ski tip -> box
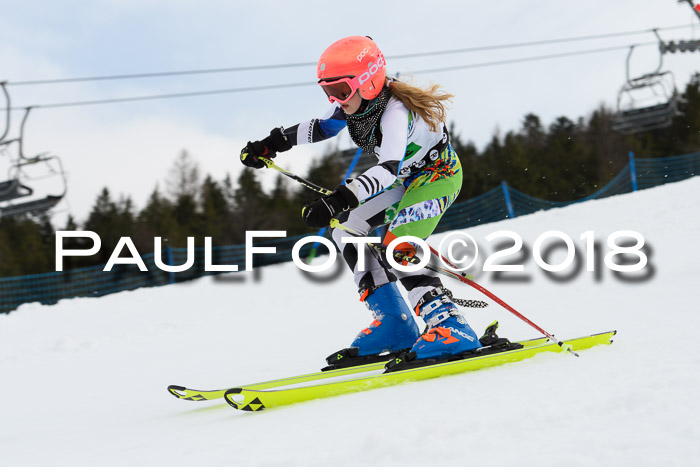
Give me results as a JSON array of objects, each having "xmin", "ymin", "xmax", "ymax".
[
  {"xmin": 167, "ymin": 385, "xmax": 188, "ymax": 399},
  {"xmin": 224, "ymin": 388, "xmax": 266, "ymax": 412},
  {"xmin": 224, "ymin": 388, "xmax": 243, "ymax": 410}
]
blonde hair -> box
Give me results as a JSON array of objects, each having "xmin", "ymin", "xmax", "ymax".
[{"xmin": 387, "ymin": 79, "xmax": 454, "ymax": 132}]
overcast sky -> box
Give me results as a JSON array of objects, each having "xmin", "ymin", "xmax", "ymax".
[{"xmin": 1, "ymin": 0, "xmax": 699, "ymax": 225}]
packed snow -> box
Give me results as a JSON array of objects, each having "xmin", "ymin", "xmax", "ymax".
[{"xmin": 2, "ymin": 177, "xmax": 700, "ymax": 467}]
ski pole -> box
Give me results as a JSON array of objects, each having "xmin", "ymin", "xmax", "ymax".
[
  {"xmin": 425, "ymin": 244, "xmax": 578, "ymax": 356},
  {"xmin": 258, "ymin": 159, "xmax": 578, "ymax": 356},
  {"xmin": 330, "ymin": 222, "xmax": 579, "ymax": 357},
  {"xmin": 258, "ymin": 157, "xmax": 332, "ymax": 196},
  {"xmin": 257, "ymin": 156, "xmax": 342, "ymax": 263}
]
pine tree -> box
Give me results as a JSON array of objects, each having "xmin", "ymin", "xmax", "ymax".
[
  {"xmin": 584, "ymin": 105, "xmax": 637, "ymax": 184},
  {"xmin": 166, "ymin": 150, "xmax": 201, "ymax": 200},
  {"xmin": 294, "ymin": 152, "xmax": 344, "ymax": 208},
  {"xmin": 164, "ymin": 150, "xmax": 202, "ymax": 245},
  {"xmin": 230, "ymin": 169, "xmax": 273, "ymax": 242},
  {"xmin": 0, "ymin": 216, "xmax": 53, "ymax": 276},
  {"xmin": 84, "ymin": 187, "xmax": 121, "ymax": 263},
  {"xmin": 199, "ymin": 175, "xmax": 230, "ymax": 244},
  {"xmin": 134, "ymin": 187, "xmax": 175, "ymax": 252}
]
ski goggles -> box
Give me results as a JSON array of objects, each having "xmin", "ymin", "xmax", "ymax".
[{"xmin": 318, "ymin": 76, "xmax": 360, "ymax": 104}]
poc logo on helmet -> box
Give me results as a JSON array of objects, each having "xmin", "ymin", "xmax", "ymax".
[
  {"xmin": 357, "ymin": 53, "xmax": 386, "ymax": 86},
  {"xmin": 357, "ymin": 47, "xmax": 370, "ymax": 62}
]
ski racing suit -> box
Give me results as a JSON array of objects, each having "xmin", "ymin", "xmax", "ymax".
[{"xmin": 282, "ymin": 92, "xmax": 462, "ymax": 310}]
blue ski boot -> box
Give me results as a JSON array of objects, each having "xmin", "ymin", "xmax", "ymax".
[
  {"xmin": 352, "ymin": 282, "xmax": 421, "ymax": 356},
  {"xmin": 410, "ymin": 288, "xmax": 482, "ymax": 360},
  {"xmin": 324, "ymin": 282, "xmax": 421, "ymax": 370}
]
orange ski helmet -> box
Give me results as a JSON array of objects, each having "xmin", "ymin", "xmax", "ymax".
[{"xmin": 317, "ymin": 36, "xmax": 386, "ymax": 102}]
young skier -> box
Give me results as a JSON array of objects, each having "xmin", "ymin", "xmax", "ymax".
[{"xmin": 240, "ymin": 36, "xmax": 482, "ymax": 364}]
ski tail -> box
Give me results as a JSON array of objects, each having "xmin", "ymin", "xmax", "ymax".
[{"xmin": 167, "ymin": 385, "xmax": 229, "ymax": 401}]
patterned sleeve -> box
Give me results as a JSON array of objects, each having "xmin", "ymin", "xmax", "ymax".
[
  {"xmin": 345, "ymin": 100, "xmax": 408, "ymax": 202},
  {"xmin": 283, "ymin": 104, "xmax": 347, "ymax": 145}
]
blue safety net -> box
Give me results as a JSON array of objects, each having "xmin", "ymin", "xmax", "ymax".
[{"xmin": 1, "ymin": 150, "xmax": 698, "ymax": 313}]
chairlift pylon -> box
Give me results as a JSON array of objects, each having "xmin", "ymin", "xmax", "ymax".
[
  {"xmin": 678, "ymin": 0, "xmax": 700, "ymax": 23},
  {"xmin": 612, "ymin": 30, "xmax": 684, "ymax": 134}
]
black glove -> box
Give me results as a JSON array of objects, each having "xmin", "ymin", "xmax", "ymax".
[
  {"xmin": 302, "ymin": 185, "xmax": 359, "ymax": 228},
  {"xmin": 240, "ymin": 127, "xmax": 293, "ymax": 169}
]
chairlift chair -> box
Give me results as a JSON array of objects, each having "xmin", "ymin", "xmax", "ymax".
[
  {"xmin": 0, "ymin": 152, "xmax": 68, "ymax": 219},
  {"xmin": 0, "ymin": 193, "xmax": 63, "ymax": 218},
  {"xmin": 0, "ymin": 102, "xmax": 69, "ymax": 218},
  {"xmin": 612, "ymin": 36, "xmax": 684, "ymax": 135},
  {"xmin": 612, "ymin": 71, "xmax": 684, "ymax": 134},
  {"xmin": 0, "ymin": 178, "xmax": 33, "ymax": 202}
]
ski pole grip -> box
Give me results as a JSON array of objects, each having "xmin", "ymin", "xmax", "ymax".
[{"xmin": 258, "ymin": 157, "xmax": 275, "ymax": 169}]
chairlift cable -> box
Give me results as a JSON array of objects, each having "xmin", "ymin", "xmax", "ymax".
[
  {"xmin": 4, "ymin": 24, "xmax": 694, "ymax": 87},
  {"xmin": 404, "ymin": 42, "xmax": 657, "ymax": 74},
  {"xmin": 1, "ymin": 42, "xmax": 659, "ymax": 111}
]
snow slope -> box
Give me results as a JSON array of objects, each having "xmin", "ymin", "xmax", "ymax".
[{"xmin": 2, "ymin": 177, "xmax": 700, "ymax": 467}]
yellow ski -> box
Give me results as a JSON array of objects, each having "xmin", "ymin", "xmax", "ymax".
[{"xmin": 223, "ymin": 331, "xmax": 616, "ymax": 412}]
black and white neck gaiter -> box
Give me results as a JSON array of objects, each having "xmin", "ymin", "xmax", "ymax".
[{"xmin": 345, "ymin": 86, "xmax": 391, "ymax": 156}]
